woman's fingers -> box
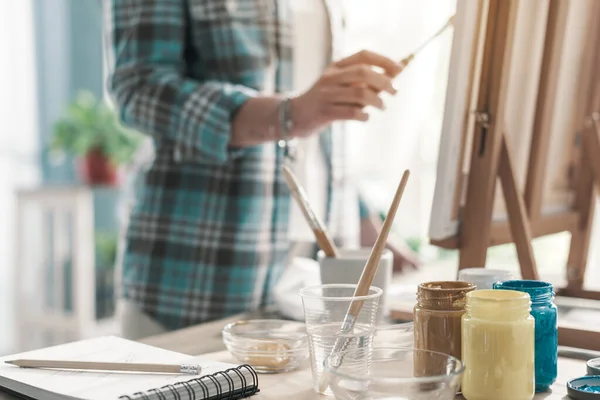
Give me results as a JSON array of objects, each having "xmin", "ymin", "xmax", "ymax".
[
  {"xmin": 324, "ymin": 104, "xmax": 370, "ymax": 122},
  {"xmin": 334, "ymin": 50, "xmax": 404, "ymax": 77},
  {"xmin": 294, "ymin": 49, "xmax": 404, "ymax": 129},
  {"xmin": 323, "ymin": 64, "xmax": 396, "ymax": 94},
  {"xmin": 325, "ymin": 86, "xmax": 385, "ymax": 110}
]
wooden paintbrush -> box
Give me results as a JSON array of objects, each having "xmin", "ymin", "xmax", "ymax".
[
  {"xmin": 399, "ymin": 15, "xmax": 455, "ymax": 68},
  {"xmin": 344, "ymin": 169, "xmax": 410, "ymax": 317},
  {"xmin": 282, "ymin": 164, "xmax": 340, "ymax": 258},
  {"xmin": 318, "ymin": 169, "xmax": 411, "ymax": 392}
]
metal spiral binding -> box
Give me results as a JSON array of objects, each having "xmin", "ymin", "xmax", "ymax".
[
  {"xmin": 117, "ymin": 364, "xmax": 258, "ymax": 399},
  {"xmin": 240, "ymin": 365, "xmax": 259, "ymax": 396},
  {"xmin": 216, "ymin": 370, "xmax": 235, "ymax": 400},
  {"xmin": 132, "ymin": 391, "xmax": 149, "ymax": 400},
  {"xmin": 149, "ymin": 388, "xmax": 166, "ymax": 400},
  {"xmin": 175, "ymin": 381, "xmax": 194, "ymax": 399},
  {"xmin": 230, "ymin": 367, "xmax": 248, "ymax": 397},
  {"xmin": 161, "ymin": 383, "xmax": 180, "ymax": 400},
  {"xmin": 208, "ymin": 375, "xmax": 222, "ymax": 398},
  {"xmin": 191, "ymin": 375, "xmax": 209, "ymax": 398}
]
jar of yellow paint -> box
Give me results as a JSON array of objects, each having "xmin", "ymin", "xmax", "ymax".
[{"xmin": 461, "ymin": 289, "xmax": 535, "ymax": 400}]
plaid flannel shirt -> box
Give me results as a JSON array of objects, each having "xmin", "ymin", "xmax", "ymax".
[{"xmin": 104, "ymin": 0, "xmax": 370, "ymax": 330}]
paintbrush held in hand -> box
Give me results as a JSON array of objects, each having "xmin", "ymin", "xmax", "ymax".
[
  {"xmin": 282, "ymin": 164, "xmax": 340, "ymax": 258},
  {"xmin": 399, "ymin": 14, "xmax": 455, "ymax": 68}
]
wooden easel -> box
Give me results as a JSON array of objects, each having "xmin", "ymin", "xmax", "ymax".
[
  {"xmin": 392, "ymin": 0, "xmax": 600, "ymax": 350},
  {"xmin": 584, "ymin": 115, "xmax": 600, "ymax": 189},
  {"xmin": 428, "ymin": 0, "xmax": 600, "ymax": 295}
]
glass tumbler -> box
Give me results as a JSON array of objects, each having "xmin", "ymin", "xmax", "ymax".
[{"xmin": 299, "ymin": 284, "xmax": 383, "ymax": 396}]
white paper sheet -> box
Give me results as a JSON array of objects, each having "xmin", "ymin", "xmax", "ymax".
[{"xmin": 0, "ymin": 336, "xmax": 252, "ymax": 400}]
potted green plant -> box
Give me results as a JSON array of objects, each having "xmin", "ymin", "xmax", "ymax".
[{"xmin": 50, "ymin": 90, "xmax": 143, "ymax": 186}]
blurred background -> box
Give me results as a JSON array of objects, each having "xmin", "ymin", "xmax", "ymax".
[{"xmin": 1, "ymin": 0, "xmax": 598, "ymax": 355}]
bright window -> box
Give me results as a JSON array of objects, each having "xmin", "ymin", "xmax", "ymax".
[{"xmin": 0, "ymin": 0, "xmax": 41, "ymax": 353}]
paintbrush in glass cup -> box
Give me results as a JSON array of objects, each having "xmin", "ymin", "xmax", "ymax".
[{"xmin": 317, "ymin": 169, "xmax": 410, "ymax": 393}]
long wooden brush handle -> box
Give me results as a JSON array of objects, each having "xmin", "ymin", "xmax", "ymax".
[
  {"xmin": 5, "ymin": 359, "xmax": 201, "ymax": 375},
  {"xmin": 317, "ymin": 170, "xmax": 410, "ymax": 393},
  {"xmin": 282, "ymin": 165, "xmax": 340, "ymax": 258},
  {"xmin": 348, "ymin": 169, "xmax": 410, "ymax": 317},
  {"xmin": 400, "ymin": 15, "xmax": 455, "ymax": 67}
]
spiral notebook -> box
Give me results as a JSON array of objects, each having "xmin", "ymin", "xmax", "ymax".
[{"xmin": 0, "ymin": 336, "xmax": 259, "ymax": 400}]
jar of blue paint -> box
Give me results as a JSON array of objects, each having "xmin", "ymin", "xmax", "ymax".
[{"xmin": 492, "ymin": 280, "xmax": 558, "ymax": 392}]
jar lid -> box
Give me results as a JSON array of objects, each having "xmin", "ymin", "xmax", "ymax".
[
  {"xmin": 458, "ymin": 268, "xmax": 512, "ymax": 280},
  {"xmin": 588, "ymin": 358, "xmax": 600, "ymax": 376},
  {"xmin": 567, "ymin": 376, "xmax": 600, "ymax": 399}
]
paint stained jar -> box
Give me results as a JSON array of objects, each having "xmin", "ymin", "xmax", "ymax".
[
  {"xmin": 413, "ymin": 281, "xmax": 475, "ymax": 375},
  {"xmin": 461, "ymin": 289, "xmax": 535, "ymax": 400},
  {"xmin": 493, "ymin": 280, "xmax": 558, "ymax": 392}
]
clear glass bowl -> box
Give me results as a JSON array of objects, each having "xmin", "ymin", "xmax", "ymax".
[
  {"xmin": 324, "ymin": 347, "xmax": 464, "ymax": 399},
  {"xmin": 222, "ymin": 319, "xmax": 309, "ymax": 373},
  {"xmin": 373, "ymin": 321, "xmax": 414, "ymax": 347}
]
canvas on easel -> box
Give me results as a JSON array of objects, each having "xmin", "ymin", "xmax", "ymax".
[
  {"xmin": 431, "ymin": 0, "xmax": 595, "ymax": 240},
  {"xmin": 423, "ymin": 0, "xmax": 600, "ymax": 349},
  {"xmin": 429, "ymin": 0, "xmax": 486, "ymax": 242},
  {"xmin": 430, "ymin": 0, "xmax": 600, "ymax": 282}
]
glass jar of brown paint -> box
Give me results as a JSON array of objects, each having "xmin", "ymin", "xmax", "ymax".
[{"xmin": 413, "ymin": 281, "xmax": 475, "ymax": 376}]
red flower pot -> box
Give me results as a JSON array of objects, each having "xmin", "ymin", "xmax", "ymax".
[{"xmin": 77, "ymin": 147, "xmax": 120, "ymax": 186}]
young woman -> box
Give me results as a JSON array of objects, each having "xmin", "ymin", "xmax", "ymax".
[{"xmin": 105, "ymin": 0, "xmax": 419, "ymax": 339}]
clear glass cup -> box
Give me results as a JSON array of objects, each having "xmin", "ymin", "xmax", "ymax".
[
  {"xmin": 299, "ymin": 284, "xmax": 383, "ymax": 396},
  {"xmin": 324, "ymin": 347, "xmax": 464, "ymax": 399}
]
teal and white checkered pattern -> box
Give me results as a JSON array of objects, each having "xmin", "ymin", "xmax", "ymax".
[{"xmin": 104, "ymin": 0, "xmax": 369, "ymax": 330}]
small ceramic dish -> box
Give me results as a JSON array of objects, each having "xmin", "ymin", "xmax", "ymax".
[
  {"xmin": 222, "ymin": 319, "xmax": 308, "ymax": 374},
  {"xmin": 567, "ymin": 376, "xmax": 600, "ymax": 399},
  {"xmin": 588, "ymin": 358, "xmax": 600, "ymax": 376}
]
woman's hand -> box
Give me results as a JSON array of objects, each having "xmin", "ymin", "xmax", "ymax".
[
  {"xmin": 229, "ymin": 50, "xmax": 403, "ymax": 147},
  {"xmin": 290, "ymin": 50, "xmax": 405, "ymax": 138}
]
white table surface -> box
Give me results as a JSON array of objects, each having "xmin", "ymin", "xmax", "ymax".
[{"xmin": 200, "ymin": 350, "xmax": 585, "ymax": 399}]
